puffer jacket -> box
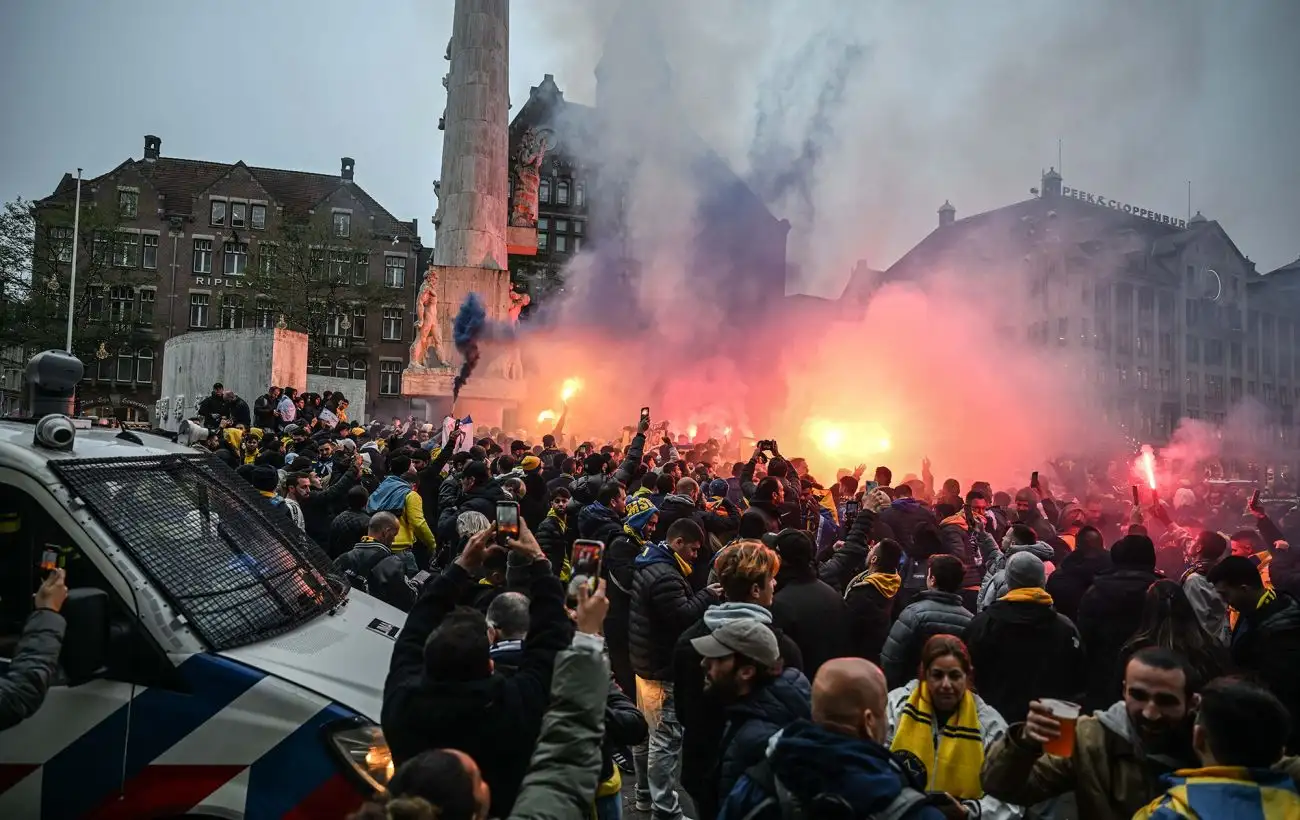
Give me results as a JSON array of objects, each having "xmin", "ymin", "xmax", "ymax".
[
  {"xmin": 328, "ymin": 509, "xmax": 372, "ymax": 559},
  {"xmin": 535, "ymin": 509, "xmax": 572, "ymax": 577},
  {"xmin": 938, "ymin": 511, "xmax": 995, "ymax": 590},
  {"xmin": 458, "ymin": 481, "xmax": 508, "ymax": 522},
  {"xmin": 1045, "ymin": 545, "xmax": 1112, "ymax": 623},
  {"xmin": 577, "ymin": 502, "xmax": 624, "ymax": 547},
  {"xmin": 628, "ymin": 541, "xmax": 715, "ymax": 681},
  {"xmin": 716, "ymin": 667, "xmax": 812, "ymax": 805},
  {"xmin": 333, "ymin": 538, "xmax": 416, "ymax": 611},
  {"xmin": 880, "ymin": 589, "xmax": 973, "ymax": 689}
]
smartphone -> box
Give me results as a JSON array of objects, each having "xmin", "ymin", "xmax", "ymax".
[
  {"xmin": 1251, "ymin": 489, "xmax": 1262, "ymax": 509},
  {"xmin": 410, "ymin": 569, "xmax": 432, "ymax": 587},
  {"xmin": 1131, "ymin": 485, "xmax": 1140, "ymax": 505},
  {"xmin": 496, "ymin": 501, "xmax": 520, "ymax": 546},
  {"xmin": 1031, "ymin": 471, "xmax": 1040, "ymax": 490},
  {"xmin": 640, "ymin": 406, "xmax": 651, "ymax": 424},
  {"xmin": 844, "ymin": 500, "xmax": 860, "ymax": 518},
  {"xmin": 865, "ymin": 480, "xmax": 879, "ymax": 493},
  {"xmin": 40, "ymin": 548, "xmax": 59, "ymax": 574},
  {"xmin": 572, "ymin": 539, "xmax": 604, "ymax": 591}
]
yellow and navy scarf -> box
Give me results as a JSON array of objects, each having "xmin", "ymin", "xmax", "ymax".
[
  {"xmin": 845, "ymin": 570, "xmax": 901, "ymax": 600},
  {"xmin": 891, "ymin": 682, "xmax": 985, "ymax": 799},
  {"xmin": 1133, "ymin": 765, "xmax": 1300, "ymax": 820}
]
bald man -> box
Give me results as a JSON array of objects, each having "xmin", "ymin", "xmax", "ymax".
[
  {"xmin": 716, "ymin": 658, "xmax": 945, "ymax": 819},
  {"xmin": 334, "ymin": 511, "xmax": 418, "ymax": 611}
]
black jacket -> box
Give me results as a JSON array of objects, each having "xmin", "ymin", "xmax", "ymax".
[
  {"xmin": 628, "ymin": 543, "xmax": 715, "ymax": 680},
  {"xmin": 458, "ymin": 482, "xmax": 508, "ymax": 522},
  {"xmin": 771, "ymin": 571, "xmax": 851, "ymax": 681},
  {"xmin": 328, "ymin": 509, "xmax": 372, "ymax": 559},
  {"xmin": 519, "ymin": 471, "xmax": 550, "ymax": 532},
  {"xmin": 381, "ymin": 560, "xmax": 570, "ymax": 818},
  {"xmin": 227, "ymin": 396, "xmax": 252, "ymax": 428},
  {"xmin": 535, "ymin": 511, "xmax": 572, "ymax": 576},
  {"xmin": 1076, "ymin": 567, "xmax": 1160, "ymax": 711},
  {"xmin": 675, "ymin": 611, "xmax": 804, "ymax": 820},
  {"xmin": 877, "ymin": 498, "xmax": 938, "ymax": 566},
  {"xmin": 653, "ymin": 494, "xmax": 733, "ymax": 544},
  {"xmin": 300, "ymin": 468, "xmax": 358, "ymax": 548},
  {"xmin": 817, "ymin": 509, "xmax": 876, "ymax": 593},
  {"xmin": 577, "ymin": 501, "xmax": 624, "ymax": 547},
  {"xmin": 1229, "ymin": 593, "xmax": 1300, "ymax": 751},
  {"xmin": 197, "ymin": 393, "xmax": 226, "ymax": 427},
  {"xmin": 603, "ymin": 676, "xmax": 648, "ymax": 783},
  {"xmin": 964, "ymin": 595, "xmax": 1085, "ymax": 724},
  {"xmin": 333, "ymin": 539, "xmax": 416, "ymax": 611},
  {"xmin": 1045, "ymin": 547, "xmax": 1113, "ymax": 623},
  {"xmin": 253, "ymin": 393, "xmax": 278, "ymax": 428},
  {"xmin": 880, "ymin": 590, "xmax": 973, "ymax": 690},
  {"xmin": 716, "ymin": 668, "xmax": 812, "ymax": 806},
  {"xmin": 843, "ymin": 571, "xmax": 899, "ymax": 664}
]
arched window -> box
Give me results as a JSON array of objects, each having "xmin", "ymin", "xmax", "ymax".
[
  {"xmin": 539, "ymin": 179, "xmax": 551, "ymax": 203},
  {"xmin": 135, "ymin": 347, "xmax": 154, "ymax": 384},
  {"xmin": 556, "ymin": 180, "xmax": 570, "ymax": 206},
  {"xmin": 575, "ymin": 183, "xmax": 585, "ymax": 208},
  {"xmin": 335, "ymin": 358, "xmax": 349, "ymax": 378},
  {"xmin": 352, "ymin": 359, "xmax": 368, "ymax": 382},
  {"xmin": 116, "ymin": 349, "xmax": 133, "ymax": 382},
  {"xmin": 318, "ymin": 359, "xmax": 332, "ymax": 376}
]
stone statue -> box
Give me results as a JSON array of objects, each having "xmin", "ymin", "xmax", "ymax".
[
  {"xmin": 508, "ymin": 284, "xmax": 531, "ymax": 325},
  {"xmin": 432, "ymin": 180, "xmax": 443, "ymax": 229},
  {"xmin": 408, "ymin": 265, "xmax": 446, "ymax": 370},
  {"xmin": 509, "ymin": 127, "xmax": 547, "ymax": 228}
]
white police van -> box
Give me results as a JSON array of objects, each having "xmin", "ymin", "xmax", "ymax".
[{"xmin": 0, "ymin": 405, "xmax": 405, "ymax": 819}]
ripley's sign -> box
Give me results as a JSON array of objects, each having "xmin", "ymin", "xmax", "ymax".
[{"xmin": 1061, "ymin": 186, "xmax": 1187, "ymax": 229}]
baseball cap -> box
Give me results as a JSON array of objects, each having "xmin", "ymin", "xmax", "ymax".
[{"xmin": 690, "ymin": 620, "xmax": 779, "ymax": 668}]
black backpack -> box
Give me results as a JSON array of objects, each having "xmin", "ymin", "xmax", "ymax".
[{"xmin": 736, "ymin": 756, "xmax": 933, "ymax": 820}]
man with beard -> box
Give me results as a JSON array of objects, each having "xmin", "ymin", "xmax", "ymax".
[
  {"xmin": 691, "ymin": 619, "xmax": 811, "ymax": 809},
  {"xmin": 981, "ymin": 647, "xmax": 1202, "ymax": 820}
]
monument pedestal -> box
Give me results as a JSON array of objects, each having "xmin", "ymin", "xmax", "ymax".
[{"xmin": 402, "ymin": 367, "xmax": 523, "ymax": 428}]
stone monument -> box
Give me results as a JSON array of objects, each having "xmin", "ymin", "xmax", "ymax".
[{"xmin": 403, "ymin": 0, "xmax": 535, "ymax": 426}]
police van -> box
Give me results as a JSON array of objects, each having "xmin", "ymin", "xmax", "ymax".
[{"xmin": 0, "ymin": 401, "xmax": 405, "ymax": 818}]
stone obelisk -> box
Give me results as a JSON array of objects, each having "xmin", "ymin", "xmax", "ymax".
[{"xmin": 403, "ymin": 0, "xmax": 529, "ymax": 426}]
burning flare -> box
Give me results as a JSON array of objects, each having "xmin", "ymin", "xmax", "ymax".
[
  {"xmin": 560, "ymin": 377, "xmax": 583, "ymax": 403},
  {"xmin": 537, "ymin": 409, "xmax": 557, "ymax": 425},
  {"xmin": 1138, "ymin": 444, "xmax": 1157, "ymax": 490}
]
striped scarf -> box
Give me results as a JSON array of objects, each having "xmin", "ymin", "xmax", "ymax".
[{"xmin": 890, "ymin": 682, "xmax": 985, "ymax": 799}]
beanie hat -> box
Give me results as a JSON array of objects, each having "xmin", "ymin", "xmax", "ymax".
[
  {"xmin": 624, "ymin": 496, "xmax": 658, "ymax": 533},
  {"xmin": 708, "ymin": 478, "xmax": 729, "ymax": 498},
  {"xmin": 520, "ymin": 455, "xmax": 542, "ymax": 472},
  {"xmin": 1005, "ymin": 551, "xmax": 1046, "ymax": 590},
  {"xmin": 1111, "ymin": 534, "xmax": 1157, "ymax": 570},
  {"xmin": 351, "ymin": 427, "xmax": 366, "ymax": 437},
  {"xmin": 251, "ymin": 465, "xmax": 279, "ymax": 493}
]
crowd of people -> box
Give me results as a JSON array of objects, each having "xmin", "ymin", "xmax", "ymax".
[{"xmin": 56, "ymin": 384, "xmax": 1300, "ymax": 818}]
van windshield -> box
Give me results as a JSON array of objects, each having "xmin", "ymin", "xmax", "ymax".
[{"xmin": 51, "ymin": 454, "xmax": 345, "ymax": 651}]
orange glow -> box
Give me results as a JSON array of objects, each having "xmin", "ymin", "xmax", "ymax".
[
  {"xmin": 687, "ymin": 423, "xmax": 698, "ymax": 439},
  {"xmin": 560, "ymin": 377, "xmax": 583, "ymax": 403},
  {"xmin": 537, "ymin": 409, "xmax": 557, "ymax": 424},
  {"xmin": 802, "ymin": 418, "xmax": 892, "ymax": 473},
  {"xmin": 1138, "ymin": 445, "xmax": 1157, "ymax": 490}
]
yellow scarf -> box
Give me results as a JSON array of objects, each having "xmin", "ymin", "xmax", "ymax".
[
  {"xmin": 1000, "ymin": 587, "xmax": 1054, "ymax": 605},
  {"xmin": 890, "ymin": 682, "xmax": 985, "ymax": 799},
  {"xmin": 546, "ymin": 509, "xmax": 573, "ymax": 582},
  {"xmin": 847, "ymin": 570, "xmax": 901, "ymax": 599}
]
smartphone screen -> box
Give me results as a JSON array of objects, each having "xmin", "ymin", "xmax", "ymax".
[
  {"xmin": 1131, "ymin": 485, "xmax": 1140, "ymax": 505},
  {"xmin": 844, "ymin": 500, "xmax": 860, "ymax": 518},
  {"xmin": 496, "ymin": 501, "xmax": 520, "ymax": 546},
  {"xmin": 640, "ymin": 406, "xmax": 650, "ymax": 424},
  {"xmin": 40, "ymin": 548, "xmax": 59, "ymax": 573},
  {"xmin": 1031, "ymin": 470, "xmax": 1040, "ymax": 489},
  {"xmin": 572, "ymin": 539, "xmax": 604, "ymax": 589},
  {"xmin": 1251, "ymin": 489, "xmax": 1261, "ymax": 507}
]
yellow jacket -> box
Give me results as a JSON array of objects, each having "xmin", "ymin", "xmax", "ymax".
[{"xmin": 394, "ymin": 489, "xmax": 436, "ymax": 551}]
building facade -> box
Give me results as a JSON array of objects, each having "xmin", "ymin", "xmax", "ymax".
[
  {"xmin": 886, "ymin": 169, "xmax": 1300, "ymax": 473},
  {"xmin": 36, "ymin": 136, "xmax": 423, "ymax": 422}
]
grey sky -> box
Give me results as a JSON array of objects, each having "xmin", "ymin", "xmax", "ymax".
[{"xmin": 4, "ymin": 0, "xmax": 1298, "ymax": 297}]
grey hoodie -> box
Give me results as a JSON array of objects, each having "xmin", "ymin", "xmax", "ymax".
[
  {"xmin": 978, "ymin": 540, "xmax": 1058, "ymax": 611},
  {"xmin": 703, "ymin": 601, "xmax": 772, "ymax": 630}
]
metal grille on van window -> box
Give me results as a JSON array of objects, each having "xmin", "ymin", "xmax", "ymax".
[{"xmin": 50, "ymin": 454, "xmax": 347, "ymax": 651}]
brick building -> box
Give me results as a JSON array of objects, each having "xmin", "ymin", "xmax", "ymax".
[{"xmin": 36, "ymin": 136, "xmax": 422, "ymax": 421}]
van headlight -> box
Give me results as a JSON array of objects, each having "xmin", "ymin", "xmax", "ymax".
[{"xmin": 325, "ymin": 719, "xmax": 394, "ymax": 792}]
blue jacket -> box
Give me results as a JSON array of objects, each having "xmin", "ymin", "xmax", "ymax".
[
  {"xmin": 719, "ymin": 719, "xmax": 945, "ymax": 820},
  {"xmin": 1135, "ymin": 766, "xmax": 1300, "ymax": 819},
  {"xmin": 367, "ymin": 475, "xmax": 412, "ymax": 514}
]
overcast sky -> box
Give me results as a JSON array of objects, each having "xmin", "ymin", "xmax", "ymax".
[{"xmin": 3, "ymin": 0, "xmax": 1298, "ymax": 296}]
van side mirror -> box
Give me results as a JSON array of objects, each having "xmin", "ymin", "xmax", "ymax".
[{"xmin": 59, "ymin": 588, "xmax": 109, "ymax": 684}]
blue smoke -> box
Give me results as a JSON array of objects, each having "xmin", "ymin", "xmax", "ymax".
[{"xmin": 452, "ymin": 292, "xmax": 487, "ymax": 400}]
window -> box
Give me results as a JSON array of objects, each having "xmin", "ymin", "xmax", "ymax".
[
  {"xmin": 1185, "ymin": 300, "xmax": 1198, "ymax": 326},
  {"xmin": 1205, "ymin": 339, "xmax": 1224, "ymax": 366},
  {"xmin": 1187, "ymin": 371, "xmax": 1199, "ymax": 398},
  {"xmin": 256, "ymin": 298, "xmax": 275, "ymax": 329},
  {"xmin": 142, "ymin": 234, "xmax": 158, "ymax": 269},
  {"xmin": 91, "ymin": 231, "xmax": 110, "ymax": 264},
  {"xmin": 230, "ymin": 202, "xmax": 246, "ymax": 229},
  {"xmin": 333, "ymin": 212, "xmax": 351, "ymax": 238},
  {"xmin": 219, "ymin": 295, "xmax": 243, "ymax": 329},
  {"xmin": 193, "ymin": 239, "xmax": 213, "ymax": 273},
  {"xmin": 251, "ymin": 204, "xmax": 267, "ymax": 230},
  {"xmin": 539, "ymin": 179, "xmax": 551, "ymax": 203},
  {"xmin": 189, "ymin": 293, "xmax": 210, "ymax": 328},
  {"xmin": 259, "ymin": 244, "xmax": 277, "ymax": 276},
  {"xmin": 380, "ymin": 360, "xmax": 401, "ymax": 395},
  {"xmin": 135, "ymin": 347, "xmax": 154, "ymax": 383},
  {"xmin": 556, "ymin": 219, "xmax": 569, "ymax": 233},
  {"xmin": 1248, "ymin": 347, "xmax": 1258, "ymax": 372},
  {"xmin": 352, "ymin": 359, "xmax": 368, "ymax": 382},
  {"xmin": 138, "ymin": 288, "xmax": 155, "ymax": 325},
  {"xmin": 114, "ymin": 232, "xmax": 138, "ymax": 267},
  {"xmin": 1159, "ymin": 332, "xmax": 1173, "ymax": 362},
  {"xmin": 1231, "ymin": 377, "xmax": 1242, "ymax": 402},
  {"xmin": 97, "ymin": 355, "xmax": 113, "ymax": 382},
  {"xmin": 1136, "ymin": 329, "xmax": 1152, "ymax": 356},
  {"xmin": 318, "ymin": 359, "xmax": 332, "ymax": 376},
  {"xmin": 85, "ymin": 285, "xmax": 104, "ymax": 321},
  {"xmin": 109, "ymin": 286, "xmax": 134, "ymax": 323},
  {"xmin": 556, "ymin": 181, "xmax": 570, "ymax": 205},
  {"xmin": 1136, "ymin": 366, "xmax": 1150, "ymax": 390},
  {"xmin": 335, "ymin": 358, "xmax": 349, "ymax": 376},
  {"xmin": 537, "ymin": 232, "xmax": 549, "ymax": 251},
  {"xmin": 573, "ymin": 236, "xmax": 582, "ymax": 253},
  {"xmin": 1159, "ymin": 369, "xmax": 1172, "ymax": 393},
  {"xmin": 223, "ymin": 242, "xmax": 248, "ymax": 276},
  {"xmin": 573, "ymin": 219, "xmax": 584, "ymax": 235},
  {"xmin": 118, "ymin": 190, "xmax": 138, "ymax": 218},
  {"xmin": 382, "ymin": 308, "xmax": 403, "ymax": 340},
  {"xmin": 326, "ymin": 312, "xmax": 347, "ymax": 345},
  {"xmin": 210, "ymin": 200, "xmax": 226, "ymax": 226},
  {"xmin": 1207, "ymin": 375, "xmax": 1224, "ymax": 400},
  {"xmin": 351, "ymin": 305, "xmax": 366, "ymax": 339},
  {"xmin": 538, "ymin": 218, "xmax": 549, "ymax": 231},
  {"xmin": 329, "ymin": 250, "xmax": 350, "ymax": 283},
  {"xmin": 51, "ymin": 226, "xmax": 73, "ymax": 262},
  {"xmin": 1230, "ymin": 341, "xmax": 1242, "ymax": 368},
  {"xmin": 1186, "ymin": 335, "xmax": 1199, "ymax": 363},
  {"xmin": 575, "ymin": 183, "xmax": 585, "ymax": 208},
  {"xmin": 116, "ymin": 349, "xmax": 134, "ymax": 382},
  {"xmin": 384, "ymin": 256, "xmax": 405, "ymax": 288},
  {"xmin": 555, "ymin": 234, "xmax": 567, "ymax": 252},
  {"xmin": 353, "ymin": 252, "xmax": 369, "ymax": 285}
]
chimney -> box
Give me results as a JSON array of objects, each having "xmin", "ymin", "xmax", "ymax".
[
  {"xmin": 143, "ymin": 135, "xmax": 161, "ymax": 161},
  {"xmin": 1041, "ymin": 166, "xmax": 1062, "ymax": 197},
  {"xmin": 938, "ymin": 200, "xmax": 956, "ymax": 227},
  {"xmin": 341, "ymin": 157, "xmax": 355, "ymax": 182}
]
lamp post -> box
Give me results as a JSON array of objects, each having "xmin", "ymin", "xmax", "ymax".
[{"xmin": 64, "ymin": 169, "xmax": 83, "ymax": 353}]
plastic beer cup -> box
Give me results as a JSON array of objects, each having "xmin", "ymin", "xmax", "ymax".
[{"xmin": 1040, "ymin": 699, "xmax": 1080, "ymax": 757}]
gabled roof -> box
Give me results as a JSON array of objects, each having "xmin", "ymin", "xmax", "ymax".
[
  {"xmin": 1266, "ymin": 255, "xmax": 1300, "ymax": 278},
  {"xmin": 42, "ymin": 156, "xmax": 415, "ymax": 240}
]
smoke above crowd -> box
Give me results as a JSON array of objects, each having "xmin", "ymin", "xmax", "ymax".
[{"xmin": 503, "ymin": 0, "xmax": 1298, "ymax": 487}]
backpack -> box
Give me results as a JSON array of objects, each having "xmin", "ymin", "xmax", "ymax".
[{"xmin": 736, "ymin": 757, "xmax": 932, "ymax": 820}]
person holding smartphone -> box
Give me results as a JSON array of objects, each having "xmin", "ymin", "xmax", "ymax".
[{"xmin": 1, "ymin": 569, "xmax": 68, "ymax": 730}]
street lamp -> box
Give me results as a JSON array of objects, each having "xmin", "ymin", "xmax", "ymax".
[
  {"xmin": 95, "ymin": 341, "xmax": 109, "ymax": 361},
  {"xmin": 276, "ymin": 314, "xmax": 287, "ymax": 329},
  {"xmin": 340, "ymin": 315, "xmax": 351, "ymax": 332}
]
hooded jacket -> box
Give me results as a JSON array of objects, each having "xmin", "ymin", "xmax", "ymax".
[
  {"xmin": 716, "ymin": 667, "xmax": 813, "ymax": 805},
  {"xmin": 629, "ymin": 541, "xmax": 715, "ymax": 680},
  {"xmin": 535, "ymin": 508, "xmax": 571, "ymax": 577},
  {"xmin": 674, "ymin": 603, "xmax": 805, "ymax": 820},
  {"xmin": 771, "ymin": 565, "xmax": 851, "ymax": 681},
  {"xmin": 938, "ymin": 511, "xmax": 995, "ymax": 590},
  {"xmin": 963, "ymin": 588, "xmax": 1086, "ymax": 724},
  {"xmin": 878, "ymin": 497, "xmax": 938, "ymax": 566},
  {"xmin": 1046, "ymin": 544, "xmax": 1113, "ymax": 623},
  {"xmin": 844, "ymin": 569, "xmax": 902, "ymax": 664},
  {"xmin": 333, "ymin": 538, "xmax": 416, "ymax": 611},
  {"xmin": 978, "ymin": 540, "xmax": 1057, "ymax": 611},
  {"xmin": 366, "ymin": 474, "xmax": 435, "ymax": 554},
  {"xmin": 1077, "ymin": 566, "xmax": 1161, "ymax": 711},
  {"xmin": 880, "ymin": 589, "xmax": 974, "ymax": 690},
  {"xmin": 1228, "ymin": 592, "xmax": 1300, "ymax": 751},
  {"xmin": 328, "ymin": 508, "xmax": 372, "ymax": 559},
  {"xmin": 717, "ymin": 719, "xmax": 947, "ymax": 820},
  {"xmin": 457, "ymin": 480, "xmax": 508, "ymax": 523}
]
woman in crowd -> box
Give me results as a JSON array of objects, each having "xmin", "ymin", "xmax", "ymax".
[
  {"xmin": 1119, "ymin": 578, "xmax": 1233, "ymax": 689},
  {"xmin": 886, "ymin": 634, "xmax": 1016, "ymax": 820}
]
